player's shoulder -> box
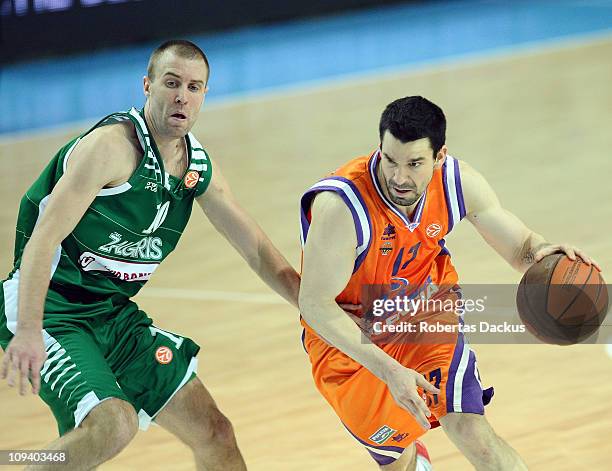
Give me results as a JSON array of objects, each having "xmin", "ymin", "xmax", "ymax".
[
  {"xmin": 66, "ymin": 121, "xmax": 140, "ymax": 182},
  {"xmin": 455, "ymin": 158, "xmax": 486, "ymax": 188},
  {"xmin": 308, "ymin": 191, "xmax": 357, "ymax": 244},
  {"xmin": 69, "ymin": 121, "xmax": 142, "ymax": 167},
  {"xmin": 453, "ymin": 157, "xmax": 497, "ymax": 213},
  {"xmin": 82, "ymin": 120, "xmax": 140, "ymax": 156},
  {"xmin": 311, "ymin": 191, "xmax": 353, "ymax": 223}
]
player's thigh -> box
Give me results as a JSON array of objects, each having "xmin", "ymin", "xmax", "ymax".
[
  {"xmin": 38, "ymin": 326, "xmax": 130, "ymax": 436},
  {"xmin": 108, "ymin": 305, "xmax": 201, "ymax": 431},
  {"xmin": 305, "ymin": 333, "xmax": 422, "ymax": 466},
  {"xmin": 154, "ymin": 376, "xmax": 235, "ymax": 447}
]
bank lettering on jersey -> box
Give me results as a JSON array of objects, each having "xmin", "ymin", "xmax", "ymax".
[{"xmin": 79, "ymin": 251, "xmax": 159, "ymax": 281}]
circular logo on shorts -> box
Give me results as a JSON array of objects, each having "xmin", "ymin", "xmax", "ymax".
[
  {"xmin": 426, "ymin": 223, "xmax": 442, "ymax": 238},
  {"xmin": 184, "ymin": 170, "xmax": 200, "ymax": 189},
  {"xmin": 155, "ymin": 346, "xmax": 173, "ymax": 364}
]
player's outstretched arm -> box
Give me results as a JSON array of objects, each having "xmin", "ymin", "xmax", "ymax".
[
  {"xmin": 460, "ymin": 160, "xmax": 599, "ymax": 273},
  {"xmin": 196, "ymin": 160, "xmax": 300, "ymax": 308},
  {"xmin": 299, "ymin": 192, "xmax": 438, "ymax": 429},
  {"xmin": 0, "ymin": 124, "xmax": 137, "ymax": 396}
]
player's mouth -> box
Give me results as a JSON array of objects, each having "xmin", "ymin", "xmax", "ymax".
[
  {"xmin": 170, "ymin": 112, "xmax": 187, "ymax": 122},
  {"xmin": 392, "ymin": 187, "xmax": 415, "ymax": 195}
]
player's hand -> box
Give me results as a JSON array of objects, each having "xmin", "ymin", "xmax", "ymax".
[
  {"xmin": 1, "ymin": 328, "xmax": 46, "ymax": 395},
  {"xmin": 534, "ymin": 243, "xmax": 601, "ymax": 271},
  {"xmin": 382, "ymin": 362, "xmax": 439, "ymax": 430}
]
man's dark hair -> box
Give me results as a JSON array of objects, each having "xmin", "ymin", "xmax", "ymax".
[
  {"xmin": 147, "ymin": 39, "xmax": 210, "ymax": 82},
  {"xmin": 379, "ymin": 96, "xmax": 446, "ymax": 155}
]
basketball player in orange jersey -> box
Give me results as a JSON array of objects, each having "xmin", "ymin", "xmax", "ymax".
[{"xmin": 298, "ymin": 96, "xmax": 599, "ymax": 470}]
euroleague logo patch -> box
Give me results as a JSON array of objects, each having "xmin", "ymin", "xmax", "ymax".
[
  {"xmin": 184, "ymin": 170, "xmax": 200, "ymax": 189},
  {"xmin": 426, "ymin": 222, "xmax": 442, "ymax": 238},
  {"xmin": 155, "ymin": 346, "xmax": 173, "ymax": 364}
]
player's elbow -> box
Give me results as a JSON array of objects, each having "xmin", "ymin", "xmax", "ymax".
[
  {"xmin": 298, "ymin": 290, "xmax": 323, "ymax": 319},
  {"xmin": 298, "ymin": 290, "xmax": 333, "ymax": 325}
]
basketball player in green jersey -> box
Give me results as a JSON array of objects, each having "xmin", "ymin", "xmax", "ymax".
[{"xmin": 0, "ymin": 40, "xmax": 299, "ymax": 470}]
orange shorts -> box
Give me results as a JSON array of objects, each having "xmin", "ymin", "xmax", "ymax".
[{"xmin": 301, "ymin": 320, "xmax": 493, "ymax": 466}]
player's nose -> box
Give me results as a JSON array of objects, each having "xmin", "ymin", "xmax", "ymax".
[
  {"xmin": 393, "ymin": 168, "xmax": 414, "ymax": 187},
  {"xmin": 175, "ymin": 88, "xmax": 188, "ymax": 104}
]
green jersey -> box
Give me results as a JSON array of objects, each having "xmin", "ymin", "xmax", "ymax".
[{"xmin": 5, "ymin": 107, "xmax": 212, "ymax": 314}]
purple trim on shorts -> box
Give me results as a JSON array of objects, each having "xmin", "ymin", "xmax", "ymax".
[
  {"xmin": 446, "ymin": 336, "xmax": 487, "ymax": 414},
  {"xmin": 367, "ymin": 450, "xmax": 396, "ymax": 466},
  {"xmin": 441, "ymin": 158, "xmax": 455, "ymax": 232},
  {"xmin": 342, "ymin": 422, "xmax": 405, "ymax": 453},
  {"xmin": 446, "ymin": 332, "xmax": 464, "ymax": 410},
  {"xmin": 453, "ymin": 157, "xmax": 467, "ymax": 219},
  {"xmin": 483, "ymin": 386, "xmax": 495, "ymax": 406}
]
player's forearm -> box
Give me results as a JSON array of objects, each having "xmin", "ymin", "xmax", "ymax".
[
  {"xmin": 16, "ymin": 237, "xmax": 55, "ymax": 332},
  {"xmin": 514, "ymin": 231, "xmax": 549, "ymax": 273},
  {"xmin": 252, "ymin": 238, "xmax": 300, "ymax": 308},
  {"xmin": 299, "ymin": 298, "xmax": 398, "ymax": 381}
]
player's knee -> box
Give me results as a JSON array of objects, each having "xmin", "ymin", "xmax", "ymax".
[
  {"xmin": 195, "ymin": 407, "xmax": 236, "ymax": 451},
  {"xmin": 82, "ymin": 398, "xmax": 138, "ymax": 456},
  {"xmin": 442, "ymin": 414, "xmax": 498, "ymax": 462}
]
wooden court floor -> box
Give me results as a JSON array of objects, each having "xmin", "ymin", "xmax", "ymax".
[{"xmin": 1, "ymin": 37, "xmax": 611, "ymax": 470}]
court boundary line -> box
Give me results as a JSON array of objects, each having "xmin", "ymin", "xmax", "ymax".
[{"xmin": 138, "ymin": 287, "xmax": 286, "ymax": 304}]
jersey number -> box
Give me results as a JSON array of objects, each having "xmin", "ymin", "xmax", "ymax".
[{"xmin": 392, "ymin": 241, "xmax": 421, "ymax": 276}]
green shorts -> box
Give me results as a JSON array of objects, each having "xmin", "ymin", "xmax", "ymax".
[{"xmin": 0, "ymin": 281, "xmax": 200, "ymax": 436}]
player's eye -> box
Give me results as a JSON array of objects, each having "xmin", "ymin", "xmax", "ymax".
[
  {"xmin": 410, "ymin": 162, "xmax": 422, "ymax": 168},
  {"xmin": 189, "ymin": 84, "xmax": 200, "ymax": 92},
  {"xmin": 166, "ymin": 80, "xmax": 177, "ymax": 87}
]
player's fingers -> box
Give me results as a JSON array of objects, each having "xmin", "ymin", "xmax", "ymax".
[
  {"xmin": 392, "ymin": 392, "xmax": 424, "ymax": 426},
  {"xmin": 571, "ymin": 248, "xmax": 602, "ymax": 271},
  {"xmin": 411, "ymin": 392, "xmax": 432, "ymax": 418},
  {"xmin": 533, "ymin": 245, "xmax": 558, "ymax": 262},
  {"xmin": 19, "ymin": 356, "xmax": 30, "ymax": 396},
  {"xmin": 1, "ymin": 351, "xmax": 11, "ymax": 379},
  {"xmin": 6, "ymin": 354, "xmax": 20, "ymax": 387},
  {"xmin": 30, "ymin": 359, "xmax": 42, "ymax": 395},
  {"xmin": 561, "ymin": 245, "xmax": 576, "ymax": 261},
  {"xmin": 416, "ymin": 375, "xmax": 440, "ymax": 395},
  {"xmin": 573, "ymin": 248, "xmax": 595, "ymax": 267},
  {"xmin": 408, "ymin": 397, "xmax": 431, "ymax": 429}
]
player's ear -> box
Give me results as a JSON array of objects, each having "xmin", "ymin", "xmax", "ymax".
[
  {"xmin": 143, "ymin": 76, "xmax": 151, "ymax": 97},
  {"xmin": 434, "ymin": 145, "xmax": 448, "ymax": 169}
]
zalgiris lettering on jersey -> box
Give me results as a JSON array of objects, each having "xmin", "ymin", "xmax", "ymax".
[{"xmin": 98, "ymin": 232, "xmax": 163, "ymax": 260}]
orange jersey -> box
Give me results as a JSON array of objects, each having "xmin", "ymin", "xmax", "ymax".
[
  {"xmin": 300, "ymin": 149, "xmax": 467, "ymax": 309},
  {"xmin": 298, "ymin": 151, "xmax": 492, "ymax": 463}
]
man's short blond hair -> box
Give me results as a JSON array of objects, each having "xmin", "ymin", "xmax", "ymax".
[{"xmin": 147, "ymin": 39, "xmax": 209, "ymax": 82}]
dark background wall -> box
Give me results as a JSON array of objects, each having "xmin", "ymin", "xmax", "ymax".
[{"xmin": 0, "ymin": 0, "xmax": 418, "ymax": 63}]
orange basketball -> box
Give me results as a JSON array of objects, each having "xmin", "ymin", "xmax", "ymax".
[{"xmin": 516, "ymin": 254, "xmax": 609, "ymax": 345}]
